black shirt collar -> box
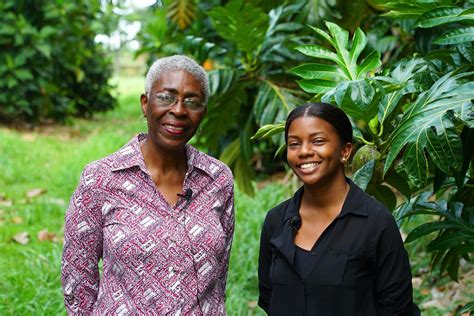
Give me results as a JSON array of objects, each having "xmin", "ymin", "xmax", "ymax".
[{"xmin": 283, "ymin": 178, "xmax": 368, "ymax": 223}]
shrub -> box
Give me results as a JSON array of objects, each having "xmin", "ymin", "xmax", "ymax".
[{"xmin": 0, "ymin": 0, "xmax": 116, "ymax": 124}]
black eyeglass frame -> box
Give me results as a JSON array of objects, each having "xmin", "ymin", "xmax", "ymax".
[{"xmin": 152, "ymin": 92, "xmax": 206, "ymax": 111}]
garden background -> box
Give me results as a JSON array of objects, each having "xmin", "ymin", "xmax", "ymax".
[{"xmin": 0, "ymin": 0, "xmax": 473, "ymax": 315}]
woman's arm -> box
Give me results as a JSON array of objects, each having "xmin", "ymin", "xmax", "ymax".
[
  {"xmin": 61, "ymin": 169, "xmax": 104, "ymax": 314},
  {"xmin": 258, "ymin": 214, "xmax": 273, "ymax": 314},
  {"xmin": 373, "ymin": 214, "xmax": 420, "ymax": 315}
]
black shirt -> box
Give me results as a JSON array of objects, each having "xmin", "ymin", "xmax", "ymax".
[
  {"xmin": 258, "ymin": 179, "xmax": 420, "ymax": 315},
  {"xmin": 294, "ymin": 245, "xmax": 317, "ymax": 278}
]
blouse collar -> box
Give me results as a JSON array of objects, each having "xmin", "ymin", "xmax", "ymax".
[{"xmin": 110, "ymin": 133, "xmax": 218, "ymax": 180}]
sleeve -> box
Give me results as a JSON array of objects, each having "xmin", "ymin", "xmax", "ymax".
[
  {"xmin": 373, "ymin": 214, "xmax": 420, "ymax": 316},
  {"xmin": 258, "ymin": 214, "xmax": 273, "ymax": 314},
  {"xmin": 218, "ymin": 178, "xmax": 235, "ymax": 301},
  {"xmin": 61, "ymin": 169, "xmax": 104, "ymax": 314}
]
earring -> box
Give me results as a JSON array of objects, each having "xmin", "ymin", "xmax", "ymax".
[{"xmin": 341, "ymin": 157, "xmax": 347, "ymax": 163}]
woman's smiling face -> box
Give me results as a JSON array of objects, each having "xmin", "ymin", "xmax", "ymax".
[
  {"xmin": 140, "ymin": 69, "xmax": 206, "ymax": 152},
  {"xmin": 286, "ymin": 115, "xmax": 352, "ymax": 187}
]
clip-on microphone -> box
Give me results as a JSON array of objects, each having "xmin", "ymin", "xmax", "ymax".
[
  {"xmin": 177, "ymin": 188, "xmax": 193, "ymax": 201},
  {"xmin": 289, "ymin": 215, "xmax": 301, "ymax": 233}
]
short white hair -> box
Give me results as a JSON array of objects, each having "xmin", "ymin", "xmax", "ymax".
[{"xmin": 144, "ymin": 55, "xmax": 210, "ymax": 104}]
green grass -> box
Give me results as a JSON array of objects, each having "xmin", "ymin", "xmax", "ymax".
[
  {"xmin": 0, "ymin": 76, "xmax": 146, "ymax": 315},
  {"xmin": 1, "ymin": 76, "xmax": 471, "ymax": 315}
]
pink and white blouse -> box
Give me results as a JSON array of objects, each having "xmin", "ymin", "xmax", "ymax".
[{"xmin": 61, "ymin": 133, "xmax": 234, "ymax": 315}]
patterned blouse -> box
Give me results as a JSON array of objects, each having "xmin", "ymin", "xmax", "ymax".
[{"xmin": 61, "ymin": 133, "xmax": 234, "ymax": 315}]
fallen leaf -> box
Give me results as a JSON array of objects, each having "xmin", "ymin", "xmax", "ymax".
[
  {"xmin": 247, "ymin": 300, "xmax": 258, "ymax": 309},
  {"xmin": 0, "ymin": 200, "xmax": 13, "ymax": 207},
  {"xmin": 21, "ymin": 133, "xmax": 36, "ymax": 141},
  {"xmin": 411, "ymin": 277, "xmax": 422, "ymax": 289},
  {"xmin": 12, "ymin": 232, "xmax": 29, "ymax": 245},
  {"xmin": 26, "ymin": 188, "xmax": 47, "ymax": 198},
  {"xmin": 38, "ymin": 229, "xmax": 59, "ymax": 243},
  {"xmin": 11, "ymin": 216, "xmax": 23, "ymax": 224},
  {"xmin": 0, "ymin": 209, "xmax": 5, "ymax": 216},
  {"xmin": 69, "ymin": 129, "xmax": 81, "ymax": 138},
  {"xmin": 420, "ymin": 289, "xmax": 430, "ymax": 295},
  {"xmin": 421, "ymin": 299, "xmax": 444, "ymax": 309}
]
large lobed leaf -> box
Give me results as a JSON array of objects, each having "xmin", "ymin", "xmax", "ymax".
[
  {"xmin": 219, "ymin": 137, "xmax": 255, "ymax": 196},
  {"xmin": 207, "ymin": 0, "xmax": 269, "ymax": 54},
  {"xmin": 350, "ymin": 159, "xmax": 375, "ymax": 191},
  {"xmin": 322, "ymin": 78, "xmax": 381, "ymax": 121},
  {"xmin": 198, "ymin": 79, "xmax": 247, "ymax": 154},
  {"xmin": 383, "ymin": 71, "xmax": 474, "ymax": 187},
  {"xmin": 261, "ymin": 2, "xmax": 305, "ymax": 62},
  {"xmin": 291, "ymin": 63, "xmax": 346, "ymax": 82},
  {"xmin": 377, "ymin": 58, "xmax": 428, "ymax": 126},
  {"xmin": 294, "ymin": 22, "xmax": 381, "ymax": 85},
  {"xmin": 253, "ymin": 80, "xmax": 300, "ymax": 126}
]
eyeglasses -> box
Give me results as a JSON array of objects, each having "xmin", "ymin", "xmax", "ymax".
[{"xmin": 154, "ymin": 92, "xmax": 205, "ymax": 110}]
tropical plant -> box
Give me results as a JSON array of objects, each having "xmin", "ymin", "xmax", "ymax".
[
  {"xmin": 254, "ymin": 0, "xmax": 474, "ymax": 311},
  {"xmin": 0, "ymin": 0, "xmax": 116, "ymax": 124},
  {"xmin": 135, "ymin": 0, "xmax": 378, "ymax": 196},
  {"xmin": 200, "ymin": 0, "xmax": 313, "ymax": 196}
]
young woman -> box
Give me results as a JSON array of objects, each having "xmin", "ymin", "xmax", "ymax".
[
  {"xmin": 62, "ymin": 55, "xmax": 234, "ymax": 315},
  {"xmin": 258, "ymin": 103, "xmax": 419, "ymax": 315}
]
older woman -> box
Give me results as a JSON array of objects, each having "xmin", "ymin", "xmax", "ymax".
[
  {"xmin": 61, "ymin": 55, "xmax": 234, "ymax": 315},
  {"xmin": 258, "ymin": 103, "xmax": 419, "ymax": 315}
]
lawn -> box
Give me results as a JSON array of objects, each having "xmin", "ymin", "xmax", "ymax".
[{"xmin": 0, "ymin": 77, "xmax": 471, "ymax": 315}]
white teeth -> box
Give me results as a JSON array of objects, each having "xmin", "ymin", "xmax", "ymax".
[
  {"xmin": 164, "ymin": 125, "xmax": 185, "ymax": 131},
  {"xmin": 300, "ymin": 162, "xmax": 320, "ymax": 169}
]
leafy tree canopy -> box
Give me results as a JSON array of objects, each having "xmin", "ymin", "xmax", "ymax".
[{"xmin": 0, "ymin": 0, "xmax": 116, "ymax": 124}]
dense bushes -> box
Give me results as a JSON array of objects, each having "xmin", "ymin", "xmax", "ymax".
[{"xmin": 0, "ymin": 0, "xmax": 116, "ymax": 124}]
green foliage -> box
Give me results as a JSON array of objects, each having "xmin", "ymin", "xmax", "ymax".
[
  {"xmin": 384, "ymin": 72, "xmax": 473, "ymax": 185},
  {"xmin": 169, "ymin": 1, "xmax": 308, "ymax": 196},
  {"xmin": 134, "ymin": 0, "xmax": 382, "ymax": 195},
  {"xmin": 402, "ymin": 197, "xmax": 474, "ymax": 282},
  {"xmin": 0, "ymin": 0, "xmax": 116, "ymax": 124},
  {"xmin": 208, "ymin": 0, "xmax": 269, "ymax": 57},
  {"xmin": 254, "ymin": 2, "xmax": 474, "ymax": 308},
  {"xmin": 460, "ymin": 301, "xmax": 474, "ymax": 314},
  {"xmin": 295, "ymin": 23, "xmax": 381, "ymax": 82},
  {"xmin": 293, "ymin": 22, "xmax": 382, "ymax": 120}
]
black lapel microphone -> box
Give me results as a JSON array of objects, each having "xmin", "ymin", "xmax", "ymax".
[
  {"xmin": 177, "ymin": 188, "xmax": 193, "ymax": 200},
  {"xmin": 289, "ymin": 216, "xmax": 301, "ymax": 233}
]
